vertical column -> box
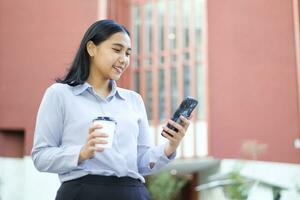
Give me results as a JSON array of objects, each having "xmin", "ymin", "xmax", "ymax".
[
  {"xmin": 189, "ymin": 0, "xmax": 197, "ymax": 158},
  {"xmin": 293, "ymin": 0, "xmax": 300, "ymax": 144},
  {"xmin": 97, "ymin": 0, "xmax": 107, "ymax": 20},
  {"xmin": 164, "ymin": 0, "xmax": 171, "ymax": 121},
  {"xmin": 152, "ymin": 0, "xmax": 159, "ymax": 144},
  {"xmin": 139, "ymin": 4, "xmax": 146, "ymax": 100},
  {"xmin": 176, "ymin": 0, "xmax": 184, "ymax": 157},
  {"xmin": 203, "ymin": 0, "xmax": 210, "ymax": 157}
]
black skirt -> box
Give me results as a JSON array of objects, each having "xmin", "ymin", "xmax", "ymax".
[{"xmin": 55, "ymin": 175, "xmax": 150, "ymax": 200}]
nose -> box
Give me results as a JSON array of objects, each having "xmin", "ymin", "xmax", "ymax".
[
  {"xmin": 118, "ymin": 54, "xmax": 126, "ymax": 64},
  {"xmin": 119, "ymin": 57, "xmax": 124, "ymax": 64}
]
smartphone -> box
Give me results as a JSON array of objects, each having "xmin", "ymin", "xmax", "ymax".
[{"xmin": 162, "ymin": 96, "xmax": 198, "ymax": 137}]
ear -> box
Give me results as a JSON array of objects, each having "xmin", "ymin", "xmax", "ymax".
[{"xmin": 86, "ymin": 41, "xmax": 96, "ymax": 57}]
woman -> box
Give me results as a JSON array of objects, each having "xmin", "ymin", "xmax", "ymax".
[{"xmin": 31, "ymin": 19, "xmax": 191, "ymax": 200}]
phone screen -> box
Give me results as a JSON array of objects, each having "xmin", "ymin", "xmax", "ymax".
[{"xmin": 163, "ymin": 97, "xmax": 198, "ymax": 136}]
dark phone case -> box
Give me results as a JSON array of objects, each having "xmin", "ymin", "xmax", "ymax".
[{"xmin": 162, "ymin": 97, "xmax": 198, "ymax": 136}]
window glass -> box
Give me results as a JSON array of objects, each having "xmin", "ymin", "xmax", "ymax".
[
  {"xmin": 183, "ymin": 64, "xmax": 190, "ymax": 97},
  {"xmin": 159, "ymin": 69, "xmax": 165, "ymax": 120},
  {"xmin": 144, "ymin": 3, "xmax": 153, "ymax": 53},
  {"xmin": 144, "ymin": 57, "xmax": 152, "ymax": 66},
  {"xmin": 134, "ymin": 71, "xmax": 140, "ymax": 94},
  {"xmin": 171, "ymin": 54, "xmax": 177, "ymax": 63},
  {"xmin": 158, "ymin": 0, "xmax": 164, "ymax": 51},
  {"xmin": 196, "ymin": 63, "xmax": 205, "ymax": 120},
  {"xmin": 133, "ymin": 58, "xmax": 140, "ymax": 69},
  {"xmin": 183, "ymin": 52, "xmax": 189, "ymax": 61},
  {"xmin": 171, "ymin": 67, "xmax": 177, "ymax": 114},
  {"xmin": 195, "ymin": 0, "xmax": 204, "ymax": 48},
  {"xmin": 132, "ymin": 5, "xmax": 141, "ymax": 55},
  {"xmin": 0, "ymin": 130, "xmax": 25, "ymax": 157},
  {"xmin": 169, "ymin": 0, "xmax": 176, "ymax": 49},
  {"xmin": 182, "ymin": 0, "xmax": 190, "ymax": 47},
  {"xmin": 159, "ymin": 55, "xmax": 164, "ymax": 64},
  {"xmin": 146, "ymin": 71, "xmax": 153, "ymax": 120}
]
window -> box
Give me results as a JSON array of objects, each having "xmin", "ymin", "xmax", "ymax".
[
  {"xmin": 131, "ymin": 0, "xmax": 206, "ymax": 158},
  {"xmin": 169, "ymin": 0, "xmax": 177, "ymax": 49},
  {"xmin": 158, "ymin": 0, "xmax": 165, "ymax": 51},
  {"xmin": 0, "ymin": 129, "xmax": 25, "ymax": 157},
  {"xmin": 144, "ymin": 3, "xmax": 153, "ymax": 53},
  {"xmin": 146, "ymin": 71, "xmax": 153, "ymax": 120},
  {"xmin": 183, "ymin": 64, "xmax": 190, "ymax": 97},
  {"xmin": 158, "ymin": 69, "xmax": 165, "ymax": 120},
  {"xmin": 171, "ymin": 54, "xmax": 177, "ymax": 63},
  {"xmin": 195, "ymin": 0, "xmax": 204, "ymax": 49},
  {"xmin": 183, "ymin": 52, "xmax": 189, "ymax": 60},
  {"xmin": 131, "ymin": 0, "xmax": 205, "ymax": 125},
  {"xmin": 134, "ymin": 70, "xmax": 140, "ymax": 94},
  {"xmin": 182, "ymin": 0, "xmax": 190, "ymax": 47},
  {"xmin": 159, "ymin": 56, "xmax": 164, "ymax": 64},
  {"xmin": 132, "ymin": 5, "xmax": 141, "ymax": 55},
  {"xmin": 171, "ymin": 67, "xmax": 177, "ymax": 114},
  {"xmin": 196, "ymin": 63, "xmax": 205, "ymax": 120},
  {"xmin": 132, "ymin": 5, "xmax": 141, "ymax": 69}
]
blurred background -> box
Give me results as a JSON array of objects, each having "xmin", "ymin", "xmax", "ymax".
[{"xmin": 0, "ymin": 0, "xmax": 300, "ymax": 199}]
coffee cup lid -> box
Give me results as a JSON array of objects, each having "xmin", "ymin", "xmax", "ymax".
[{"xmin": 93, "ymin": 116, "xmax": 116, "ymax": 123}]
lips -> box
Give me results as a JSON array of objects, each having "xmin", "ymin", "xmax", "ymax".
[{"xmin": 112, "ymin": 65, "xmax": 124, "ymax": 74}]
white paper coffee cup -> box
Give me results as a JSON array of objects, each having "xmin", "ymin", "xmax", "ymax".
[{"xmin": 93, "ymin": 117, "xmax": 117, "ymax": 148}]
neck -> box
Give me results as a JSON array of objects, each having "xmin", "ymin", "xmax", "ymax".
[{"xmin": 87, "ymin": 72, "xmax": 111, "ymax": 98}]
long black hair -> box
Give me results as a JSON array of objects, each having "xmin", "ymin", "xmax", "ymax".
[{"xmin": 56, "ymin": 19, "xmax": 130, "ymax": 86}]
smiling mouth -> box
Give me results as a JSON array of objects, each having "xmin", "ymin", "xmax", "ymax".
[{"xmin": 113, "ymin": 65, "xmax": 123, "ymax": 73}]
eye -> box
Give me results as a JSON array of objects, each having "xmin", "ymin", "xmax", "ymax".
[
  {"xmin": 112, "ymin": 48, "xmax": 121, "ymax": 52},
  {"xmin": 126, "ymin": 51, "xmax": 131, "ymax": 56}
]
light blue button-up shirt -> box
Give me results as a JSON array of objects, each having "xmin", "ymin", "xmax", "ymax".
[{"xmin": 31, "ymin": 81, "xmax": 175, "ymax": 183}]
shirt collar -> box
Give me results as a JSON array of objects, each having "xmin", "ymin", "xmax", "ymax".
[
  {"xmin": 72, "ymin": 82, "xmax": 91, "ymax": 96},
  {"xmin": 110, "ymin": 80, "xmax": 126, "ymax": 100},
  {"xmin": 72, "ymin": 80, "xmax": 126, "ymax": 100}
]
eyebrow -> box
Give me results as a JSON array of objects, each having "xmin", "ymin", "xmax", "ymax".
[{"xmin": 112, "ymin": 43, "xmax": 132, "ymax": 51}]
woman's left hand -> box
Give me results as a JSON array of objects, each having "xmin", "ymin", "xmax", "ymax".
[{"xmin": 162, "ymin": 115, "xmax": 191, "ymax": 157}]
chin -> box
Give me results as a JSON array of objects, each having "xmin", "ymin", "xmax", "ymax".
[{"xmin": 111, "ymin": 75, "xmax": 122, "ymax": 81}]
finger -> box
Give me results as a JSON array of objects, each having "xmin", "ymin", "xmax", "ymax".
[
  {"xmin": 162, "ymin": 131, "xmax": 177, "ymax": 142},
  {"xmin": 89, "ymin": 124, "xmax": 103, "ymax": 134},
  {"xmin": 179, "ymin": 116, "xmax": 190, "ymax": 129},
  {"xmin": 94, "ymin": 139, "xmax": 108, "ymax": 145},
  {"xmin": 88, "ymin": 138, "xmax": 105, "ymax": 146},
  {"xmin": 95, "ymin": 147, "xmax": 105, "ymax": 152},
  {"xmin": 162, "ymin": 126, "xmax": 177, "ymax": 137},
  {"xmin": 168, "ymin": 120, "xmax": 185, "ymax": 134},
  {"xmin": 163, "ymin": 126, "xmax": 183, "ymax": 140},
  {"xmin": 88, "ymin": 138, "xmax": 96, "ymax": 146},
  {"xmin": 187, "ymin": 114, "xmax": 194, "ymax": 120},
  {"xmin": 89, "ymin": 132, "xmax": 109, "ymax": 140}
]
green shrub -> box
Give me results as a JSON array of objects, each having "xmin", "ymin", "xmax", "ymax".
[{"xmin": 146, "ymin": 171, "xmax": 188, "ymax": 200}]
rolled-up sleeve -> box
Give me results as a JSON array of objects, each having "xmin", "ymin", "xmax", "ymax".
[
  {"xmin": 135, "ymin": 94, "xmax": 176, "ymax": 175},
  {"xmin": 31, "ymin": 86, "xmax": 82, "ymax": 174}
]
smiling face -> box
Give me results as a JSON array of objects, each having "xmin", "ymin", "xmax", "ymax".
[{"xmin": 87, "ymin": 32, "xmax": 131, "ymax": 81}]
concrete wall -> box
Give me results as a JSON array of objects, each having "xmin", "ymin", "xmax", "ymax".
[
  {"xmin": 198, "ymin": 159, "xmax": 300, "ymax": 200},
  {"xmin": 0, "ymin": 157, "xmax": 59, "ymax": 200}
]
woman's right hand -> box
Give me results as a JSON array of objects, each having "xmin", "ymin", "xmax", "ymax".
[{"xmin": 78, "ymin": 124, "xmax": 108, "ymax": 163}]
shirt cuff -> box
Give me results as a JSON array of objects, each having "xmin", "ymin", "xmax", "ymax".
[
  {"xmin": 62, "ymin": 145, "xmax": 83, "ymax": 170},
  {"xmin": 150, "ymin": 143, "xmax": 177, "ymax": 163}
]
